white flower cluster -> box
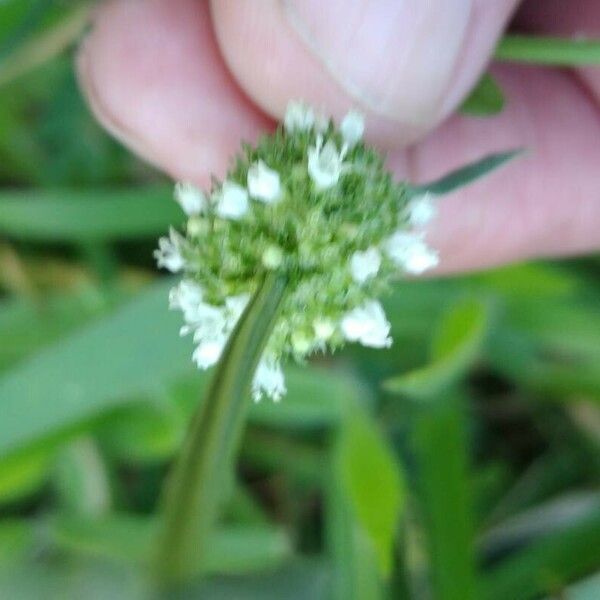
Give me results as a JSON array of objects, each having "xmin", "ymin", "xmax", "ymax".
[
  {"xmin": 155, "ymin": 101, "xmax": 440, "ymax": 401},
  {"xmin": 168, "ymin": 279, "xmax": 285, "ymax": 401}
]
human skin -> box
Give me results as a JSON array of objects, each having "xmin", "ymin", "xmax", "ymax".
[{"xmin": 76, "ymin": 0, "xmax": 600, "ymax": 274}]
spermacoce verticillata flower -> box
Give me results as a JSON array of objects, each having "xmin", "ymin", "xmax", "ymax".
[{"xmin": 155, "ymin": 101, "xmax": 439, "ymax": 401}]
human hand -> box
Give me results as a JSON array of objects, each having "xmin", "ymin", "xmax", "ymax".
[{"xmin": 77, "ymin": 0, "xmax": 600, "ymax": 274}]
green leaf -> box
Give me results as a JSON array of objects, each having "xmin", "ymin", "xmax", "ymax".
[
  {"xmin": 0, "ymin": 445, "xmax": 53, "ymax": 504},
  {"xmin": 0, "ymin": 520, "xmax": 35, "ymax": 566},
  {"xmin": 384, "ymin": 297, "xmax": 489, "ymax": 399},
  {"xmin": 51, "ymin": 514, "xmax": 291, "ymax": 575},
  {"xmin": 413, "ymin": 392, "xmax": 476, "ymax": 600},
  {"xmin": 53, "ymin": 437, "xmax": 111, "ymax": 517},
  {"xmin": 0, "ymin": 187, "xmax": 181, "ymax": 241},
  {"xmin": 96, "ymin": 399, "xmax": 185, "ymax": 464},
  {"xmin": 460, "ymin": 72, "xmax": 505, "ymax": 116},
  {"xmin": 338, "ymin": 409, "xmax": 405, "ymax": 577},
  {"xmin": 156, "ymin": 274, "xmax": 287, "ymax": 583},
  {"xmin": 555, "ymin": 572, "xmax": 600, "ymax": 600},
  {"xmin": 482, "ymin": 510, "xmax": 600, "ymax": 600},
  {"xmin": 0, "ymin": 287, "xmax": 119, "ymax": 372},
  {"xmin": 409, "ymin": 150, "xmax": 522, "ymax": 197},
  {"xmin": 0, "ymin": 279, "xmax": 196, "ymax": 459},
  {"xmin": 326, "ymin": 430, "xmax": 384, "ymax": 600},
  {"xmin": 495, "ymin": 35, "xmax": 600, "ymax": 66}
]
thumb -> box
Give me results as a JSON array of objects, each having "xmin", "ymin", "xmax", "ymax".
[{"xmin": 211, "ymin": 0, "xmax": 519, "ymax": 147}]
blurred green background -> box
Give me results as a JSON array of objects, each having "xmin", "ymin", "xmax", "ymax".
[{"xmin": 1, "ymin": 3, "xmax": 599, "ymax": 599}]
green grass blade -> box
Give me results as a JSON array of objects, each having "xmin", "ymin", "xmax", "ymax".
[
  {"xmin": 413, "ymin": 392, "xmax": 476, "ymax": 600},
  {"xmin": 409, "ymin": 150, "xmax": 522, "ymax": 197},
  {"xmin": 0, "ymin": 3, "xmax": 91, "ymax": 88},
  {"xmin": 155, "ymin": 273, "xmax": 287, "ymax": 584},
  {"xmin": 326, "ymin": 430, "xmax": 384, "ymax": 600},
  {"xmin": 496, "ymin": 35, "xmax": 600, "ymax": 66},
  {"xmin": 51, "ymin": 514, "xmax": 291, "ymax": 575},
  {"xmin": 460, "ymin": 73, "xmax": 505, "ymax": 117},
  {"xmin": 0, "ymin": 187, "xmax": 180, "ymax": 241},
  {"xmin": 338, "ymin": 409, "xmax": 405, "ymax": 576},
  {"xmin": 0, "ymin": 279, "xmax": 195, "ymax": 459},
  {"xmin": 482, "ymin": 510, "xmax": 600, "ymax": 600}
]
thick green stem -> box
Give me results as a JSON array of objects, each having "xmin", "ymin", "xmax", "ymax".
[{"xmin": 155, "ymin": 273, "xmax": 287, "ymax": 584}]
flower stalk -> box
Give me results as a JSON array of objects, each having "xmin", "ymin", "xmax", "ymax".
[{"xmin": 155, "ymin": 273, "xmax": 287, "ymax": 584}]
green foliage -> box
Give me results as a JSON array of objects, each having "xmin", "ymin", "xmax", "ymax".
[
  {"xmin": 384, "ymin": 297, "xmax": 489, "ymax": 398},
  {"xmin": 337, "ymin": 407, "xmax": 405, "ymax": 576},
  {"xmin": 460, "ymin": 73, "xmax": 505, "ymax": 117},
  {"xmin": 0, "ymin": 187, "xmax": 179, "ymax": 241}
]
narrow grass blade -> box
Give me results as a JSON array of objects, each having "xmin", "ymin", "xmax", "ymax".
[
  {"xmin": 413, "ymin": 392, "xmax": 476, "ymax": 600},
  {"xmin": 482, "ymin": 510, "xmax": 600, "ymax": 600},
  {"xmin": 495, "ymin": 35, "xmax": 600, "ymax": 66},
  {"xmin": 409, "ymin": 150, "xmax": 523, "ymax": 197},
  {"xmin": 0, "ymin": 187, "xmax": 179, "ymax": 241},
  {"xmin": 155, "ymin": 273, "xmax": 287, "ymax": 583}
]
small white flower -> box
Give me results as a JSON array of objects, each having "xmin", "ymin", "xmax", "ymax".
[
  {"xmin": 407, "ymin": 193, "xmax": 436, "ymax": 228},
  {"xmin": 188, "ymin": 304, "xmax": 226, "ymax": 339},
  {"xmin": 252, "ymin": 358, "xmax": 286, "ymax": 401},
  {"xmin": 308, "ymin": 137, "xmax": 346, "ymax": 190},
  {"xmin": 174, "ymin": 181, "xmax": 207, "ymax": 216},
  {"xmin": 341, "ymin": 301, "xmax": 392, "ymax": 348},
  {"xmin": 350, "ymin": 247, "xmax": 381, "ymax": 283},
  {"xmin": 216, "ymin": 181, "xmax": 249, "ymax": 220},
  {"xmin": 193, "ymin": 337, "xmax": 226, "ymax": 369},
  {"xmin": 284, "ymin": 101, "xmax": 315, "ymax": 132},
  {"xmin": 340, "ymin": 110, "xmax": 364, "ymax": 147},
  {"xmin": 154, "ymin": 228, "xmax": 186, "ymax": 273},
  {"xmin": 313, "ymin": 318, "xmax": 335, "ymax": 342},
  {"xmin": 383, "ymin": 231, "xmax": 439, "ymax": 275},
  {"xmin": 247, "ymin": 160, "xmax": 282, "ymax": 203},
  {"xmin": 169, "ymin": 279, "xmax": 204, "ymax": 323}
]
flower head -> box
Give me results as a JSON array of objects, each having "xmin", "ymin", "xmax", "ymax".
[{"xmin": 156, "ymin": 105, "xmax": 439, "ymax": 400}]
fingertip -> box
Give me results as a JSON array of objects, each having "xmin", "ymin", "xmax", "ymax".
[{"xmin": 76, "ymin": 0, "xmax": 271, "ymax": 185}]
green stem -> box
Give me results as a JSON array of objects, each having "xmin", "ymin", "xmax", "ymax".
[
  {"xmin": 155, "ymin": 273, "xmax": 287, "ymax": 584},
  {"xmin": 495, "ymin": 35, "xmax": 600, "ymax": 66}
]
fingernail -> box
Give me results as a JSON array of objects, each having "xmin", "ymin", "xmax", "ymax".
[{"xmin": 282, "ymin": 0, "xmax": 473, "ymax": 126}]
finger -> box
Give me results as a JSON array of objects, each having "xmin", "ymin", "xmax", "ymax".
[
  {"xmin": 77, "ymin": 0, "xmax": 600, "ymax": 275},
  {"xmin": 76, "ymin": 0, "xmax": 271, "ymax": 185},
  {"xmin": 408, "ymin": 65, "xmax": 600, "ymax": 274},
  {"xmin": 210, "ymin": 0, "xmax": 520, "ymax": 147}
]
